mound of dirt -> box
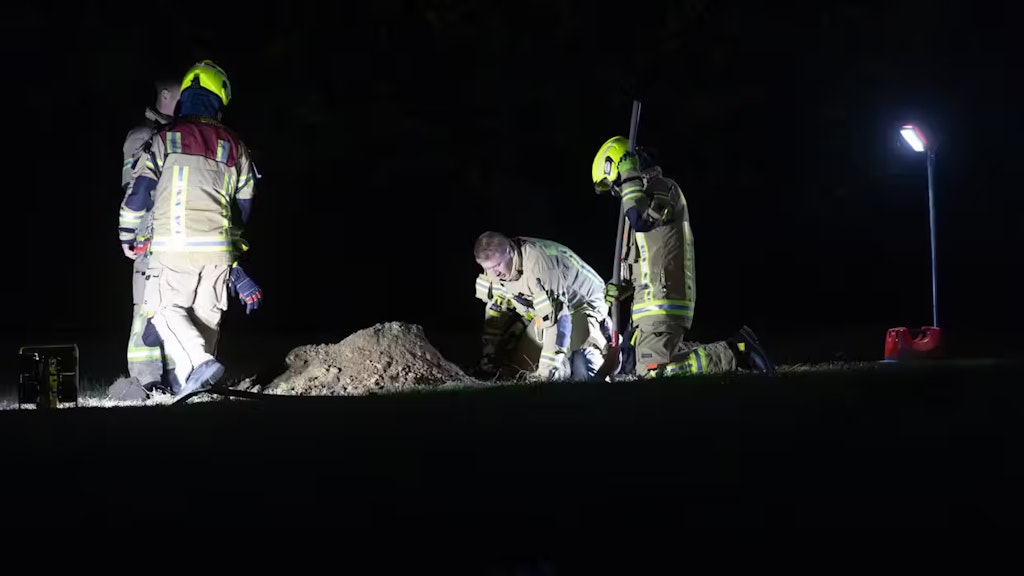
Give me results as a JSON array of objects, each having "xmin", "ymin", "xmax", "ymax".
[{"xmin": 261, "ymin": 322, "xmax": 482, "ymax": 396}]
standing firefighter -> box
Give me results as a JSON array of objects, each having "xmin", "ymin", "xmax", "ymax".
[
  {"xmin": 119, "ymin": 75, "xmax": 180, "ymax": 394},
  {"xmin": 120, "ymin": 60, "xmax": 264, "ymax": 398},
  {"xmin": 473, "ymin": 232, "xmax": 611, "ymax": 381},
  {"xmin": 592, "ymin": 136, "xmax": 775, "ymax": 377}
]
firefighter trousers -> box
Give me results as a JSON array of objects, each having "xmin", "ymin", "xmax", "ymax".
[
  {"xmin": 142, "ymin": 258, "xmax": 230, "ymax": 388},
  {"xmin": 127, "ymin": 253, "xmax": 169, "ymax": 385},
  {"xmin": 632, "ymin": 316, "xmax": 737, "ymax": 377}
]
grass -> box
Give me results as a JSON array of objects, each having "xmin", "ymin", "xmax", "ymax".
[
  {"xmin": 3, "ymin": 356, "xmax": 1021, "ymax": 561},
  {"xmin": 4, "ymin": 356, "xmax": 1001, "ymax": 410},
  {"xmin": 0, "ymin": 359, "xmax": 904, "ymax": 410}
]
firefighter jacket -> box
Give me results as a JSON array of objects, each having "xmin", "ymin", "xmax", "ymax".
[
  {"xmin": 475, "ymin": 237, "xmax": 609, "ymax": 343},
  {"xmin": 619, "ymin": 165, "xmax": 696, "ymax": 330},
  {"xmin": 121, "ymin": 107, "xmax": 173, "ymax": 244},
  {"xmin": 119, "ymin": 116, "xmax": 256, "ymax": 266}
]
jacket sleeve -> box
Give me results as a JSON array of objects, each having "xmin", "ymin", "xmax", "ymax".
[
  {"xmin": 121, "ymin": 125, "xmax": 155, "ymax": 194},
  {"xmin": 118, "ymin": 134, "xmax": 164, "ymax": 245},
  {"xmin": 475, "ymin": 274, "xmax": 517, "ymax": 359},
  {"xmin": 234, "ymin": 141, "xmax": 257, "ymax": 225},
  {"xmin": 621, "ymin": 174, "xmax": 677, "ymax": 233},
  {"xmin": 619, "ymin": 167, "xmax": 650, "ymax": 232},
  {"xmin": 524, "ymin": 255, "xmax": 572, "ymax": 344}
]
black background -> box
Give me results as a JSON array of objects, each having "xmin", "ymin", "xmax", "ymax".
[{"xmin": 3, "ymin": 1, "xmax": 1020, "ymax": 381}]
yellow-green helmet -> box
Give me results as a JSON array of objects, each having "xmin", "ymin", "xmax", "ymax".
[
  {"xmin": 591, "ymin": 136, "xmax": 629, "ymax": 193},
  {"xmin": 181, "ymin": 60, "xmax": 232, "ymax": 106}
]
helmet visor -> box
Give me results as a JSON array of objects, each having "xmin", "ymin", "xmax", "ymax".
[{"xmin": 595, "ymin": 175, "xmax": 623, "ymax": 197}]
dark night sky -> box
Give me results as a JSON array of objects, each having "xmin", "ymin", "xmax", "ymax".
[{"xmin": 2, "ymin": 1, "xmax": 1021, "ymax": 379}]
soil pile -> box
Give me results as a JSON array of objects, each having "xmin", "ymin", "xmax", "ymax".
[{"xmin": 261, "ymin": 322, "xmax": 481, "ymax": 396}]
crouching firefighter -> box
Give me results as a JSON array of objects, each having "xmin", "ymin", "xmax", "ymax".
[
  {"xmin": 592, "ymin": 136, "xmax": 775, "ymax": 377},
  {"xmin": 472, "ymin": 232, "xmax": 612, "ymax": 381},
  {"xmin": 472, "ymin": 277, "xmax": 541, "ymax": 380}
]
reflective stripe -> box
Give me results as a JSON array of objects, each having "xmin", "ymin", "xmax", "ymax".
[
  {"xmin": 127, "ymin": 348, "xmax": 163, "ymax": 362},
  {"xmin": 558, "ymin": 247, "xmax": 603, "ymax": 290},
  {"xmin": 166, "ymin": 131, "xmax": 182, "ymax": 153},
  {"xmin": 621, "ymin": 189, "xmax": 644, "ymax": 203},
  {"xmin": 540, "ymin": 353, "xmax": 562, "ymax": 368},
  {"xmin": 128, "ymin": 313, "xmax": 162, "ymax": 362},
  {"xmin": 220, "ymin": 172, "xmax": 233, "ymax": 230},
  {"xmin": 152, "ymin": 236, "xmax": 232, "ymax": 252},
  {"xmin": 531, "ymin": 238, "xmax": 604, "ymax": 295},
  {"xmin": 621, "ymin": 179, "xmax": 645, "ymax": 205},
  {"xmin": 529, "ymin": 293, "xmax": 556, "ymax": 327},
  {"xmin": 119, "ymin": 207, "xmax": 145, "ymax": 230},
  {"xmin": 636, "ymin": 233, "xmax": 652, "ymax": 301},
  {"xmin": 216, "ymin": 139, "xmax": 230, "ymax": 163},
  {"xmin": 631, "ymin": 299, "xmax": 693, "ymax": 321},
  {"xmin": 475, "ymin": 275, "xmax": 509, "ymax": 302},
  {"xmin": 650, "ymin": 348, "xmax": 707, "ymax": 377},
  {"xmin": 219, "ymin": 173, "xmax": 233, "ymax": 206},
  {"xmin": 475, "ymin": 276, "xmax": 492, "ymax": 302},
  {"xmin": 170, "ymin": 165, "xmax": 189, "ymax": 240},
  {"xmin": 237, "ymin": 172, "xmax": 254, "ymax": 191},
  {"xmin": 533, "ymin": 294, "xmax": 552, "ymax": 318}
]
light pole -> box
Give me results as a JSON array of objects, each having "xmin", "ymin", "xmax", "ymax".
[{"xmin": 899, "ymin": 124, "xmax": 938, "ymax": 328}]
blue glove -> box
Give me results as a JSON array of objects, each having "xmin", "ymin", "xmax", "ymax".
[{"xmin": 228, "ymin": 264, "xmax": 263, "ymax": 315}]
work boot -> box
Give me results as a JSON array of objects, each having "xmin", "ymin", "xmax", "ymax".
[
  {"xmin": 161, "ymin": 371, "xmax": 182, "ymax": 396},
  {"xmin": 141, "ymin": 380, "xmax": 163, "ymax": 395},
  {"xmin": 177, "ymin": 359, "xmax": 225, "ymax": 398},
  {"xmin": 727, "ymin": 326, "xmax": 776, "ymax": 375}
]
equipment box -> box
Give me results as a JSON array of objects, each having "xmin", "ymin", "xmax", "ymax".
[{"xmin": 18, "ymin": 344, "xmax": 79, "ymax": 408}]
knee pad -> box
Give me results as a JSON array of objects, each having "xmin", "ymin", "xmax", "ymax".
[{"xmin": 141, "ymin": 318, "xmax": 163, "ymax": 347}]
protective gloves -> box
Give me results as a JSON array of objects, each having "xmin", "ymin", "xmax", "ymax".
[
  {"xmin": 228, "ymin": 263, "xmax": 263, "ymax": 315},
  {"xmin": 233, "ymin": 236, "xmax": 250, "ymax": 257},
  {"xmin": 618, "ymin": 150, "xmax": 641, "ymax": 181},
  {"xmin": 604, "ymin": 282, "xmax": 634, "ymax": 306}
]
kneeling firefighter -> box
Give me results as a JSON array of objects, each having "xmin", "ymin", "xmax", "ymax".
[{"xmin": 592, "ymin": 136, "xmax": 775, "ymax": 377}]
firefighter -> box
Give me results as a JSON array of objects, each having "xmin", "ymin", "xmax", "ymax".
[
  {"xmin": 119, "ymin": 75, "xmax": 180, "ymax": 394},
  {"xmin": 473, "ymin": 231, "xmax": 611, "ymax": 381},
  {"xmin": 592, "ymin": 136, "xmax": 775, "ymax": 377},
  {"xmin": 472, "ymin": 274, "xmax": 544, "ymax": 380},
  {"xmin": 120, "ymin": 60, "xmax": 264, "ymax": 398}
]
